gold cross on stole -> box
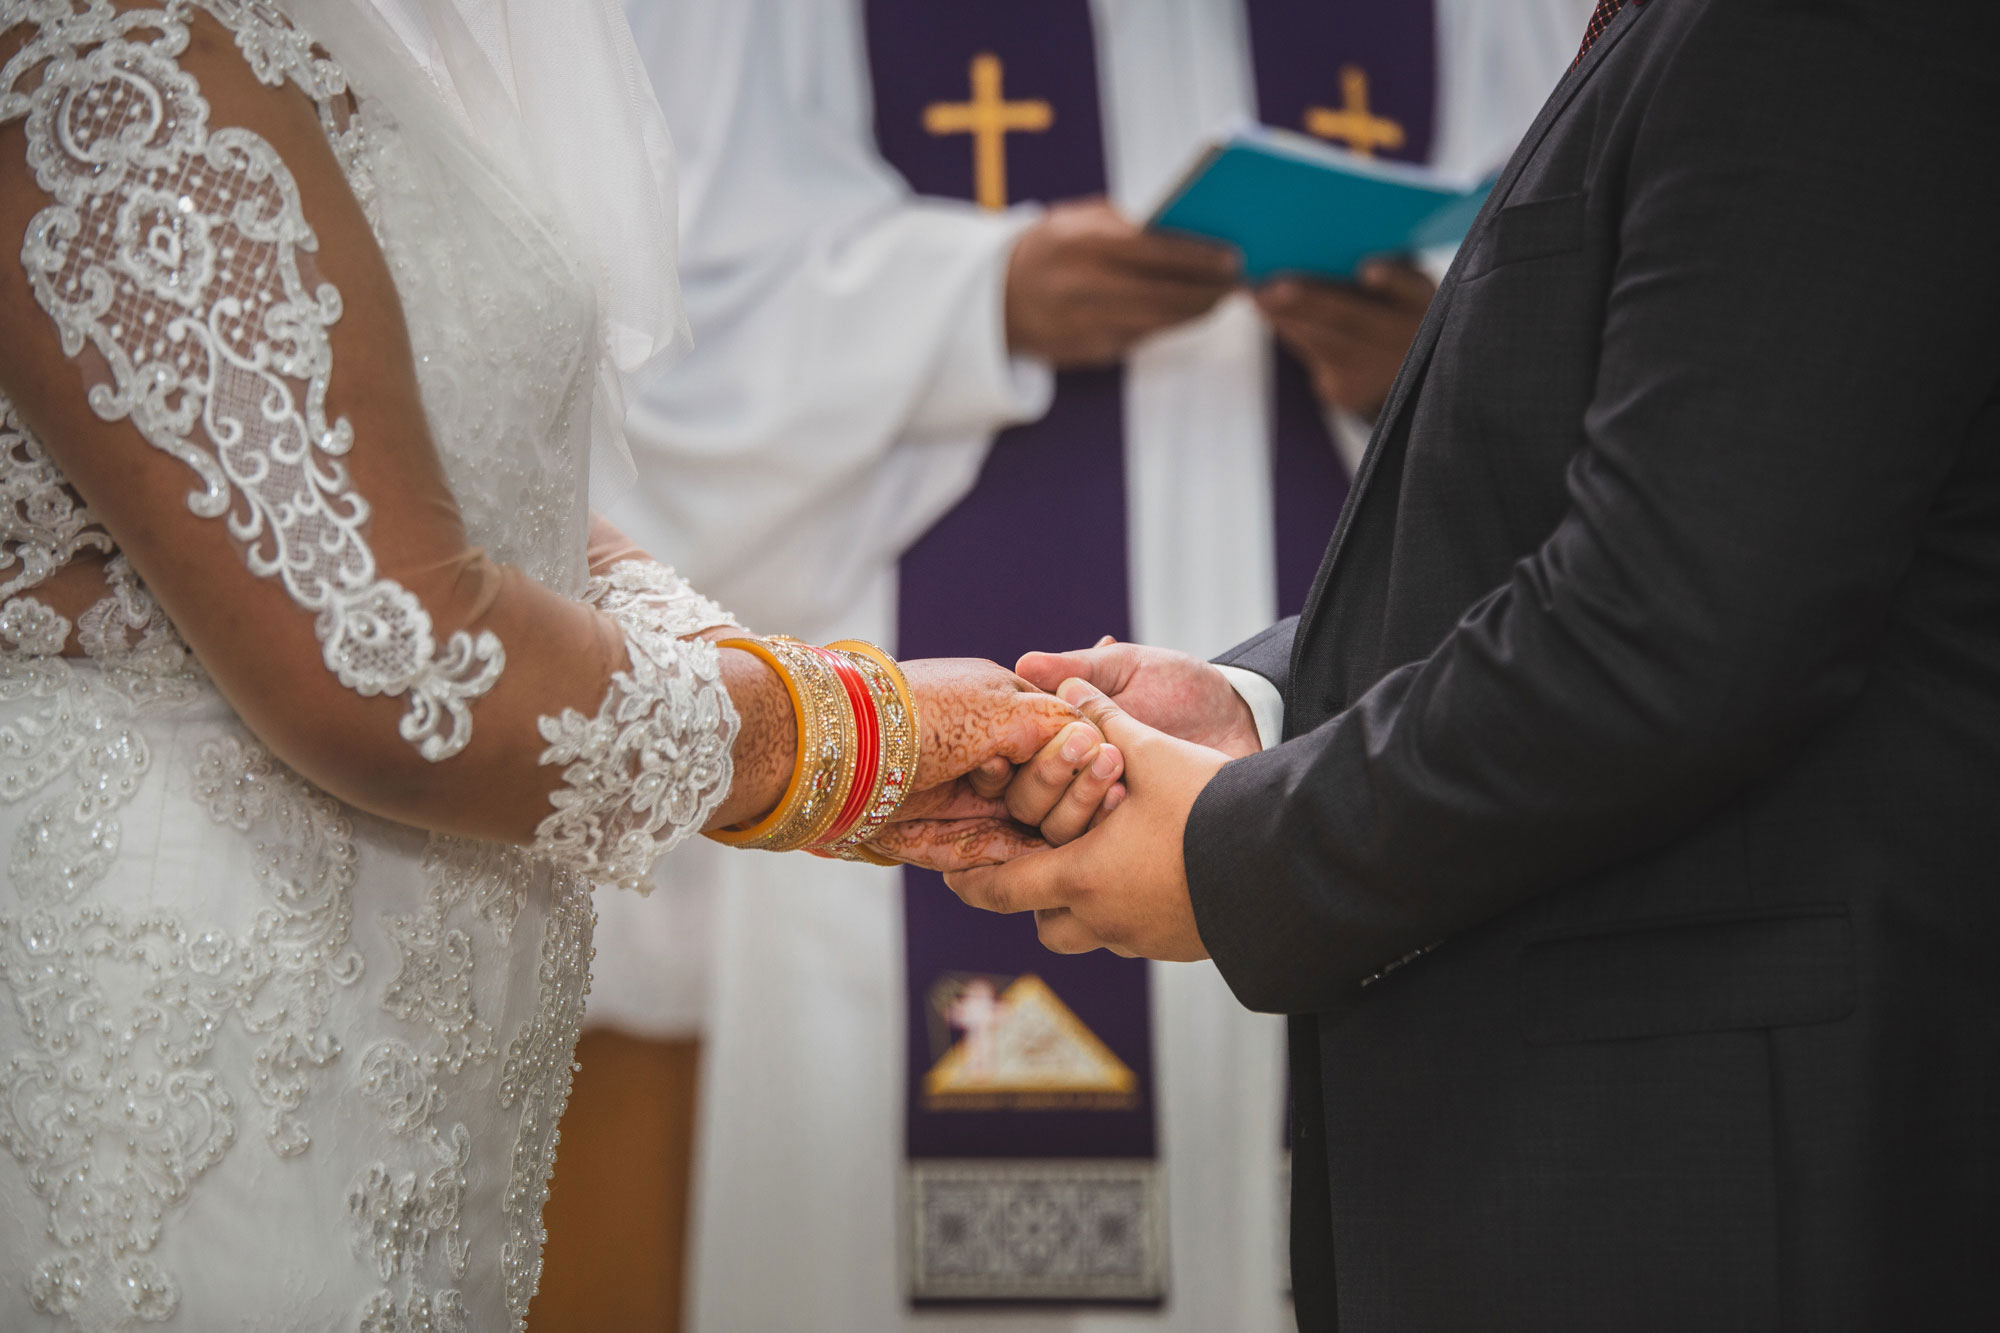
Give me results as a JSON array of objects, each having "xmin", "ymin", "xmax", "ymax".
[
  {"xmin": 1304, "ymin": 65, "xmax": 1406, "ymax": 158},
  {"xmin": 924, "ymin": 53, "xmax": 1054, "ymax": 210}
]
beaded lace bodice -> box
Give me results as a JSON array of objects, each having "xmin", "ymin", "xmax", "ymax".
[{"xmin": 0, "ymin": 2, "xmax": 743, "ymax": 1328}]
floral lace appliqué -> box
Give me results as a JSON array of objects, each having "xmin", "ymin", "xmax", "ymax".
[
  {"xmin": 2, "ymin": 1, "xmax": 504, "ymax": 760},
  {"xmin": 586, "ymin": 557, "xmax": 743, "ymax": 642},
  {"xmin": 0, "ymin": 400, "xmax": 112, "ymax": 601},
  {"xmin": 530, "ymin": 560, "xmax": 741, "ymax": 892},
  {"xmin": 0, "ymin": 725, "xmax": 362, "ymax": 1324},
  {"xmin": 496, "ymin": 865, "xmax": 594, "ymax": 1326},
  {"xmin": 344, "ymin": 836, "xmax": 540, "ymax": 1331},
  {"xmin": 341, "ymin": 836, "xmax": 593, "ymax": 1332},
  {"xmin": 349, "ymin": 1040, "xmax": 472, "ymax": 1333}
]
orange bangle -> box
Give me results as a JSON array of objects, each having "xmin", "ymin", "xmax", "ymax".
[
  {"xmin": 706, "ymin": 637, "xmax": 918, "ymax": 859},
  {"xmin": 705, "ymin": 637, "xmax": 854, "ymax": 851}
]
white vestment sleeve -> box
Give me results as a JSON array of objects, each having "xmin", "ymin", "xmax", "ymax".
[{"xmin": 607, "ymin": 0, "xmax": 1053, "ymax": 629}]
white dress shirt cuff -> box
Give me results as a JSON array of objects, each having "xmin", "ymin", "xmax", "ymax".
[{"xmin": 1214, "ymin": 665, "xmax": 1285, "ymax": 752}]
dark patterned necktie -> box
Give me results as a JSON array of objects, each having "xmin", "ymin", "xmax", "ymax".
[{"xmin": 1573, "ymin": 0, "xmax": 1639, "ymax": 68}]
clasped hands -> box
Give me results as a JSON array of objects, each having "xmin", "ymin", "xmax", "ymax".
[{"xmin": 874, "ymin": 639, "xmax": 1264, "ymax": 963}]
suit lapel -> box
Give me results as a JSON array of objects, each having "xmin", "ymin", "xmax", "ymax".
[{"xmin": 1285, "ymin": 0, "xmax": 1658, "ymax": 711}]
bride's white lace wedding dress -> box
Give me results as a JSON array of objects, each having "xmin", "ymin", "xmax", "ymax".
[{"xmin": 0, "ymin": 2, "xmax": 741, "ymax": 1327}]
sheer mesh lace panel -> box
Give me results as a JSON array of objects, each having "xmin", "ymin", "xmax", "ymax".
[{"xmin": 1, "ymin": 0, "xmax": 503, "ymax": 759}]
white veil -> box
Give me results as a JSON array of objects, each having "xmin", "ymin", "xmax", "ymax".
[{"xmin": 287, "ymin": 0, "xmax": 690, "ymax": 477}]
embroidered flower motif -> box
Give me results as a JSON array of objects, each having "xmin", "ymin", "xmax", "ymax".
[
  {"xmin": 531, "ymin": 560, "xmax": 742, "ymax": 891},
  {"xmin": 496, "ymin": 868, "xmax": 594, "ymax": 1325},
  {"xmin": 0, "ymin": 401, "xmax": 113, "ymax": 601},
  {"xmin": 0, "ymin": 722, "xmax": 363, "ymax": 1325}
]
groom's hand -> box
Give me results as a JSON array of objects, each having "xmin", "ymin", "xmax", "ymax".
[
  {"xmin": 900, "ymin": 657, "xmax": 1088, "ymax": 788},
  {"xmin": 1016, "ymin": 637, "xmax": 1262, "ymax": 758},
  {"xmin": 861, "ymin": 657, "xmax": 1098, "ymax": 873},
  {"xmin": 1002, "ymin": 717, "xmax": 1127, "ymax": 846},
  {"xmin": 947, "ymin": 678, "xmax": 1227, "ymax": 961}
]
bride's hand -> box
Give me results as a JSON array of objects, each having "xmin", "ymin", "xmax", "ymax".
[{"xmin": 867, "ymin": 658, "xmax": 1095, "ymax": 872}]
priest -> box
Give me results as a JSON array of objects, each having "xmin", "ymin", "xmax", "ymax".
[{"xmin": 591, "ymin": 0, "xmax": 1591, "ymax": 1327}]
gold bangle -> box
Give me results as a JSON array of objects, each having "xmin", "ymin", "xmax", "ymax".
[
  {"xmin": 822, "ymin": 640, "xmax": 921, "ymax": 853},
  {"xmin": 810, "ymin": 843, "xmax": 904, "ymax": 867},
  {"xmin": 706, "ymin": 637, "xmax": 857, "ymax": 851},
  {"xmin": 762, "ymin": 637, "xmax": 858, "ymax": 851}
]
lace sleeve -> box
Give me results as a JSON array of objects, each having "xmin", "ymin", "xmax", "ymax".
[
  {"xmin": 3, "ymin": 0, "xmax": 501, "ymax": 760},
  {"xmin": 529, "ymin": 560, "xmax": 745, "ymax": 890}
]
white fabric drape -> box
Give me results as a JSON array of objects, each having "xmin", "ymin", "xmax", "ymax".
[{"xmin": 303, "ymin": 0, "xmax": 688, "ymax": 477}]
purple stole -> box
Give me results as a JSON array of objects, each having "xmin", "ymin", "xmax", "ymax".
[
  {"xmin": 1251, "ymin": 2, "xmax": 1437, "ymax": 616},
  {"xmin": 869, "ymin": 0, "xmax": 1434, "ymax": 1307},
  {"xmin": 868, "ymin": 0, "xmax": 1163, "ymax": 1305}
]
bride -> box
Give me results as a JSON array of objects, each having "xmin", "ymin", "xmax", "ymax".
[{"xmin": 0, "ymin": 0, "xmax": 1125, "ymax": 1327}]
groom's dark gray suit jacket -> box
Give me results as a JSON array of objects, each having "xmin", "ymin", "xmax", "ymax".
[{"xmin": 1184, "ymin": 1, "xmax": 2000, "ymax": 1327}]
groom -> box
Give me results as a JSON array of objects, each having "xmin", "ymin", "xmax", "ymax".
[{"xmin": 948, "ymin": 0, "xmax": 2000, "ymax": 1327}]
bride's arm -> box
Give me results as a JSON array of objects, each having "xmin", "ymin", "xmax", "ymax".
[{"xmin": 0, "ymin": 7, "xmax": 1070, "ymax": 876}]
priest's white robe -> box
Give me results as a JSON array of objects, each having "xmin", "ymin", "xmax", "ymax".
[{"xmin": 595, "ymin": 1, "xmax": 1594, "ymax": 1327}]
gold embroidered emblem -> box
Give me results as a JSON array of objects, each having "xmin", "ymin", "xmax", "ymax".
[
  {"xmin": 1304, "ymin": 65, "xmax": 1406, "ymax": 158},
  {"xmin": 924, "ymin": 54, "xmax": 1054, "ymax": 210},
  {"xmin": 923, "ymin": 975, "xmax": 1138, "ymax": 1111}
]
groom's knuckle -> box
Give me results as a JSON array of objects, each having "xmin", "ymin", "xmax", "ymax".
[
  {"xmin": 1038, "ymin": 914, "xmax": 1083, "ymax": 954},
  {"xmin": 969, "ymin": 873, "xmax": 1009, "ymax": 912}
]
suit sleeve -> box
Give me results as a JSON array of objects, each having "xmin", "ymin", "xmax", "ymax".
[
  {"xmin": 1211, "ymin": 616, "xmax": 1300, "ymax": 698},
  {"xmin": 1184, "ymin": 1, "xmax": 2000, "ymax": 1013}
]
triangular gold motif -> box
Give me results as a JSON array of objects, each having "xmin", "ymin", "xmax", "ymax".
[{"xmin": 923, "ymin": 974, "xmax": 1137, "ymax": 1110}]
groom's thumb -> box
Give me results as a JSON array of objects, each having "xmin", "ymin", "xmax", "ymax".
[{"xmin": 1057, "ymin": 677, "xmax": 1143, "ymax": 749}]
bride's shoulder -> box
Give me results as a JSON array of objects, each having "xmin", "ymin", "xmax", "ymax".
[
  {"xmin": 0, "ymin": 0, "xmax": 386, "ymax": 386},
  {"xmin": 1, "ymin": 2, "xmax": 352, "ymax": 124}
]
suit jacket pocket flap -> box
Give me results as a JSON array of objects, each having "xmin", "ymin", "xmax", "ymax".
[
  {"xmin": 1520, "ymin": 907, "xmax": 1854, "ymax": 1045},
  {"xmin": 1491, "ymin": 190, "xmax": 1588, "ymax": 268}
]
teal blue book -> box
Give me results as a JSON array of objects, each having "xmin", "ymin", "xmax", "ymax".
[{"xmin": 1146, "ymin": 127, "xmax": 1493, "ymax": 281}]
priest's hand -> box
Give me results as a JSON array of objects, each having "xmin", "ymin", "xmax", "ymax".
[
  {"xmin": 1016, "ymin": 637, "xmax": 1262, "ymax": 759},
  {"xmin": 865, "ymin": 658, "xmax": 1097, "ymax": 873},
  {"xmin": 1007, "ymin": 199, "xmax": 1239, "ymax": 368},
  {"xmin": 1254, "ymin": 260, "xmax": 1436, "ymax": 419},
  {"xmin": 946, "ymin": 678, "xmax": 1227, "ymax": 961}
]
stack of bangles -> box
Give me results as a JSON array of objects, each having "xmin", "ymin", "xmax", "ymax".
[{"xmin": 704, "ymin": 637, "xmax": 921, "ymax": 865}]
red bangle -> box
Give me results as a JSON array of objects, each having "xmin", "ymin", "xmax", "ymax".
[{"xmin": 810, "ymin": 646, "xmax": 880, "ymax": 846}]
